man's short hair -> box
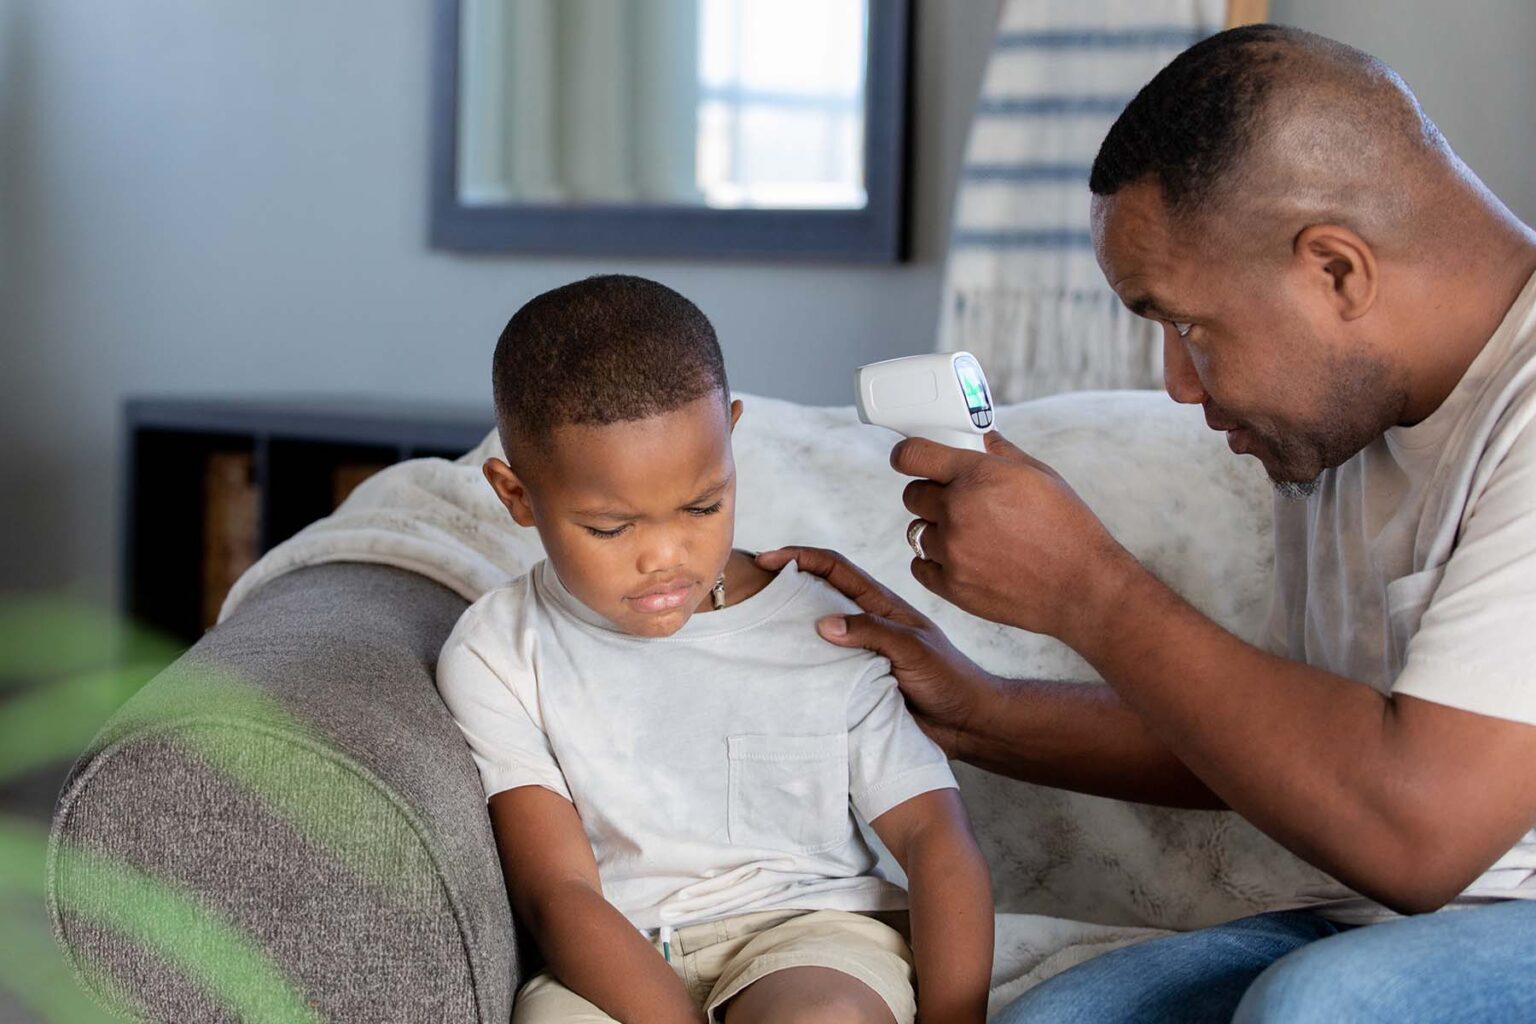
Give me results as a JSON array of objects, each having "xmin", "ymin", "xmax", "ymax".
[
  {"xmin": 1090, "ymin": 24, "xmax": 1301, "ymax": 212},
  {"xmin": 491, "ymin": 275, "xmax": 729, "ymax": 458}
]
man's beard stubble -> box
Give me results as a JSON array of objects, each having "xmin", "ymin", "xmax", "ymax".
[
  {"xmin": 1272, "ymin": 476, "xmax": 1321, "ymax": 501},
  {"xmin": 1252, "ymin": 349, "xmax": 1410, "ymax": 502}
]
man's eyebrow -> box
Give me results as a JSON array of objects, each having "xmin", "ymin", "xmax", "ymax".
[{"xmin": 1128, "ymin": 294, "xmax": 1193, "ymax": 321}]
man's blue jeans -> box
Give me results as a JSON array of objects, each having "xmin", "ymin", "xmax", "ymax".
[{"xmin": 996, "ymin": 900, "xmax": 1536, "ymax": 1022}]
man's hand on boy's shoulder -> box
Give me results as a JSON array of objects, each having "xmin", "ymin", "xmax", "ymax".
[{"xmin": 759, "ymin": 546, "xmax": 1002, "ymax": 758}]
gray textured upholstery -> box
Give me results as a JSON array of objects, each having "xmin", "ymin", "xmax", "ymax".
[{"xmin": 49, "ymin": 563, "xmax": 516, "ymax": 1023}]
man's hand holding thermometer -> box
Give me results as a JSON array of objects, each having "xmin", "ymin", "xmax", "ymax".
[
  {"xmin": 855, "ymin": 351, "xmax": 997, "ymax": 561},
  {"xmin": 841, "ymin": 350, "xmax": 1135, "ymax": 645}
]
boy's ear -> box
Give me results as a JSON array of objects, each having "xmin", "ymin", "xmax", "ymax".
[
  {"xmin": 482, "ymin": 458, "xmax": 537, "ymax": 528},
  {"xmin": 729, "ymin": 398, "xmax": 744, "ymax": 432}
]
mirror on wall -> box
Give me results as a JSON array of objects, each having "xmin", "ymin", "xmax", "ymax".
[{"xmin": 430, "ymin": 0, "xmax": 910, "ymax": 261}]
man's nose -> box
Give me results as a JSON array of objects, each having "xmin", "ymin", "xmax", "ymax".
[{"xmin": 1162, "ymin": 330, "xmax": 1209, "ymax": 406}]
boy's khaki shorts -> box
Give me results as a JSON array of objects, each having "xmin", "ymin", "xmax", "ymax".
[{"xmin": 512, "ymin": 908, "xmax": 915, "ymax": 1023}]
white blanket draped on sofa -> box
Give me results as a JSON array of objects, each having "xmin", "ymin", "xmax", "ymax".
[{"xmin": 222, "ymin": 391, "xmax": 1339, "ymax": 1011}]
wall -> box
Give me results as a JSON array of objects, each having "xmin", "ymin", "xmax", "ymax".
[
  {"xmin": 1271, "ymin": 0, "xmax": 1536, "ymax": 224},
  {"xmin": 4, "ymin": 1, "xmax": 1533, "ymax": 602},
  {"xmin": 0, "ymin": 0, "xmax": 1000, "ymax": 599}
]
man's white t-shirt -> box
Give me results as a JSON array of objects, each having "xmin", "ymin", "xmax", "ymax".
[
  {"xmin": 1268, "ymin": 269, "xmax": 1536, "ymax": 922},
  {"xmin": 435, "ymin": 559, "xmax": 958, "ymax": 931}
]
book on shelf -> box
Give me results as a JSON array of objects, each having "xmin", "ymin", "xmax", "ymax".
[{"xmin": 200, "ymin": 451, "xmax": 260, "ymax": 631}]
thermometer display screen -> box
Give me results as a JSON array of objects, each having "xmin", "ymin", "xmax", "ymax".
[
  {"xmin": 954, "ymin": 356, "xmax": 994, "ymax": 428},
  {"xmin": 958, "ymin": 367, "xmax": 987, "ymax": 412}
]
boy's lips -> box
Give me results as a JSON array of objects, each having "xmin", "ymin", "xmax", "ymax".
[{"xmin": 625, "ymin": 578, "xmax": 698, "ymax": 613}]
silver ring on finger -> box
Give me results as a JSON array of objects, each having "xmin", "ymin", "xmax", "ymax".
[{"xmin": 907, "ymin": 519, "xmax": 930, "ymax": 561}]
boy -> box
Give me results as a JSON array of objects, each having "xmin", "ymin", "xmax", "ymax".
[{"xmin": 436, "ymin": 275, "xmax": 993, "ymax": 1023}]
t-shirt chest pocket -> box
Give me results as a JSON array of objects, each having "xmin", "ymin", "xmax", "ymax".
[{"xmin": 726, "ymin": 733, "xmax": 849, "ymax": 854}]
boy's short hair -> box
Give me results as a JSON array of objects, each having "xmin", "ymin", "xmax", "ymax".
[{"xmin": 492, "ymin": 275, "xmax": 729, "ymax": 462}]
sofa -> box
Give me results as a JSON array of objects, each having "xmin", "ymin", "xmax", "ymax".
[{"xmin": 49, "ymin": 390, "xmax": 1339, "ymax": 1021}]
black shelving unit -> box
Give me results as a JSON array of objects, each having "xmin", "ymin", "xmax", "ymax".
[{"xmin": 124, "ymin": 396, "xmax": 493, "ymax": 645}]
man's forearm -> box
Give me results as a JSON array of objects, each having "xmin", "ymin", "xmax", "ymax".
[
  {"xmin": 957, "ymin": 673, "xmax": 1226, "ymax": 809},
  {"xmin": 1066, "ymin": 560, "xmax": 1521, "ymax": 912},
  {"xmin": 525, "ymin": 881, "xmax": 701, "ymax": 1024}
]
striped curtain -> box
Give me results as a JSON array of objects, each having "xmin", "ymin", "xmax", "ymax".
[{"xmin": 939, "ymin": 0, "xmax": 1226, "ymax": 402}]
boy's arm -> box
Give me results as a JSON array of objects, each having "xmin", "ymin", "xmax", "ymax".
[
  {"xmin": 488, "ymin": 785, "xmax": 704, "ymax": 1024},
  {"xmin": 871, "ymin": 788, "xmax": 993, "ymax": 1024}
]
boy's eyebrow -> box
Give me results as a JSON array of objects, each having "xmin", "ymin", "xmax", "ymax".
[
  {"xmin": 682, "ymin": 479, "xmax": 730, "ymax": 507},
  {"xmin": 570, "ymin": 506, "xmax": 641, "ymax": 522},
  {"xmin": 569, "ymin": 479, "xmax": 731, "ymax": 521}
]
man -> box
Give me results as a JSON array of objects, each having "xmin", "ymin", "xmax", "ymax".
[{"xmin": 757, "ymin": 24, "xmax": 1536, "ymax": 1022}]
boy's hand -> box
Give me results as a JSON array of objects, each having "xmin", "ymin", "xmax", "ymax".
[
  {"xmin": 489, "ymin": 786, "xmax": 703, "ymax": 1023},
  {"xmin": 871, "ymin": 790, "xmax": 993, "ymax": 1024},
  {"xmin": 755, "ymin": 546, "xmax": 998, "ymax": 757}
]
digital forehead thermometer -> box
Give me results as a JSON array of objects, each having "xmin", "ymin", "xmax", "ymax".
[{"xmin": 854, "ymin": 351, "xmax": 995, "ymax": 452}]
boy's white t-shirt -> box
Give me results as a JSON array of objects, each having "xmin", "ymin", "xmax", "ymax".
[
  {"xmin": 1268, "ymin": 269, "xmax": 1536, "ymax": 922},
  {"xmin": 436, "ymin": 559, "xmax": 958, "ymax": 930}
]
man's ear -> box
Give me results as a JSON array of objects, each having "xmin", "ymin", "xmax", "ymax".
[
  {"xmin": 1293, "ymin": 223, "xmax": 1378, "ymax": 322},
  {"xmin": 482, "ymin": 458, "xmax": 537, "ymax": 528},
  {"xmin": 728, "ymin": 398, "xmax": 744, "ymax": 432}
]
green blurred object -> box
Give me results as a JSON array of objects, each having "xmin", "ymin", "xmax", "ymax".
[
  {"xmin": 0, "ymin": 818, "xmax": 132, "ymax": 1023},
  {"xmin": 0, "ymin": 666, "xmax": 159, "ymax": 783},
  {"xmin": 0, "ymin": 596, "xmax": 347, "ymax": 1023},
  {"xmin": 0, "ymin": 599, "xmax": 180, "ymax": 688},
  {"xmin": 51, "ymin": 840, "xmax": 327, "ymax": 1024}
]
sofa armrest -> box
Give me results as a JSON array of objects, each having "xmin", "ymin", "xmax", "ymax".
[{"xmin": 48, "ymin": 563, "xmax": 518, "ymax": 1024}]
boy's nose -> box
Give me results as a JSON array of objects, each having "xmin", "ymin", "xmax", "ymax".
[{"xmin": 636, "ymin": 537, "xmax": 686, "ymax": 576}]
